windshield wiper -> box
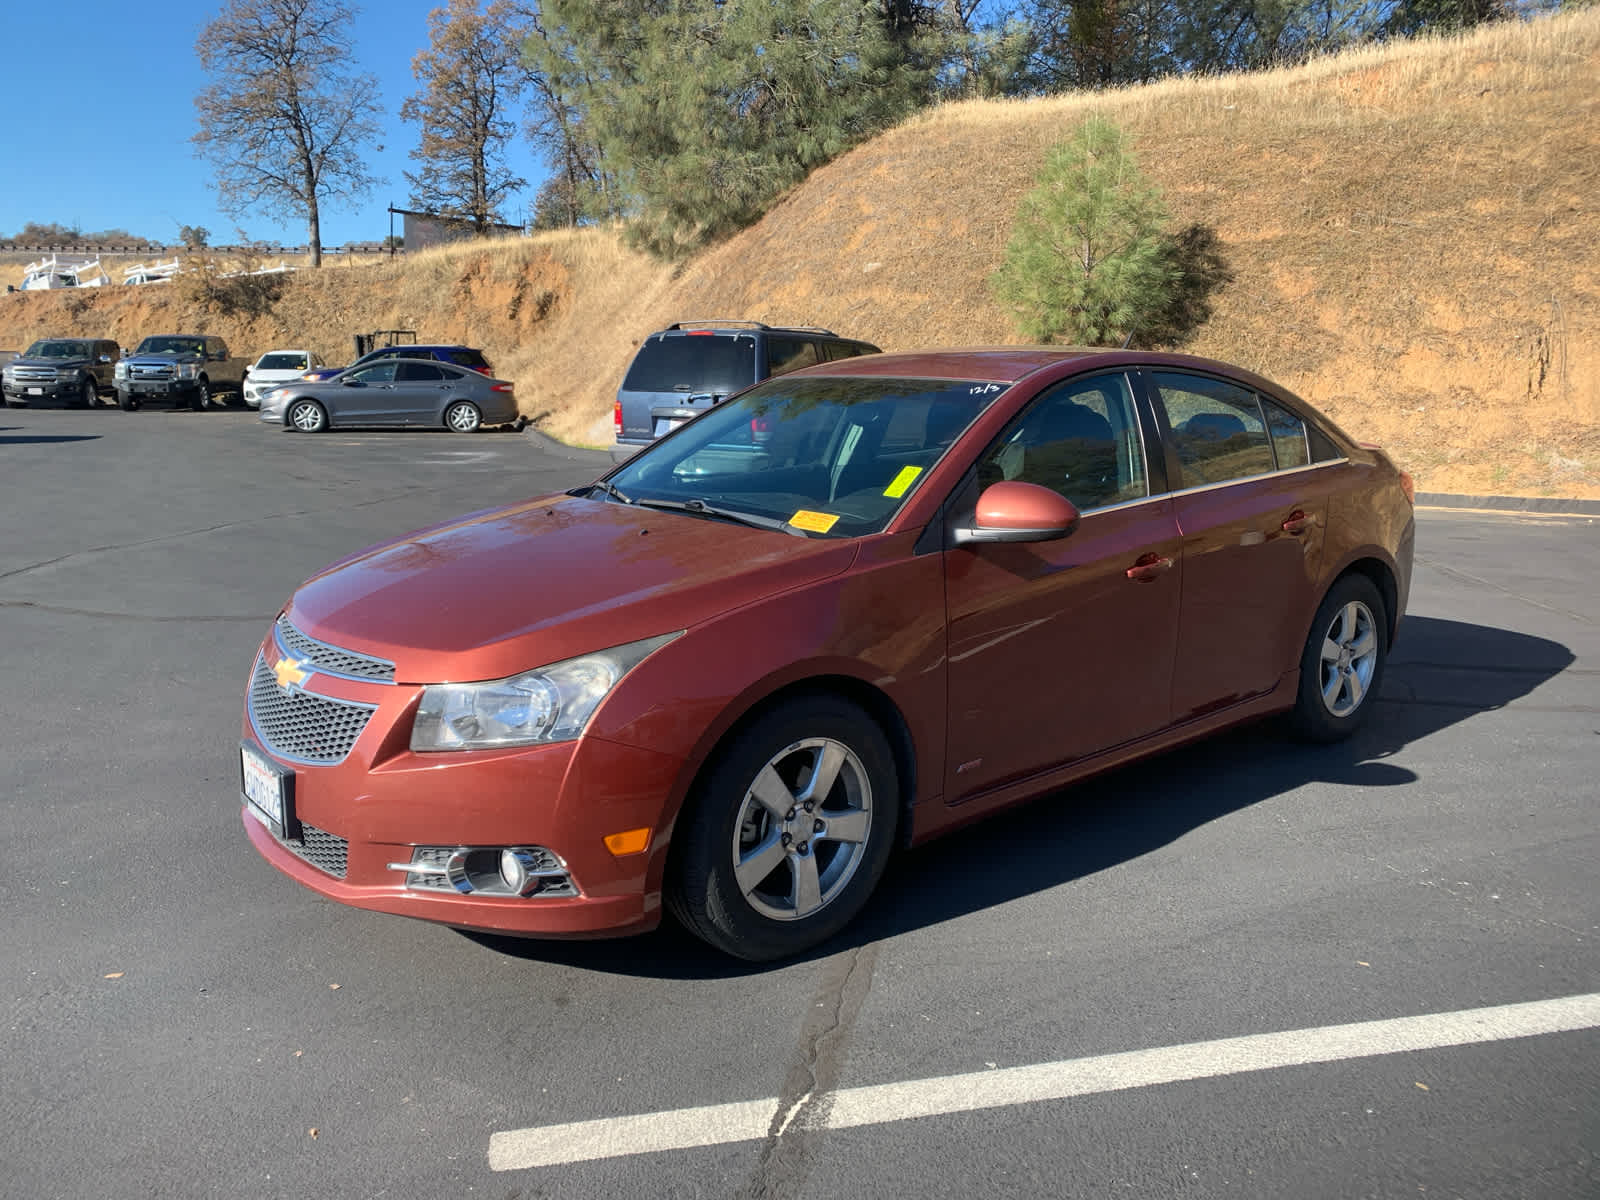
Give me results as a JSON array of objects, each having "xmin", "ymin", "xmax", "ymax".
[
  {"xmin": 587, "ymin": 479, "xmax": 632, "ymax": 504},
  {"xmin": 631, "ymin": 497, "xmax": 808, "ymax": 537}
]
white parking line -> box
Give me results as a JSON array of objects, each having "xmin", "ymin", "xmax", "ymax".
[{"xmin": 488, "ymin": 992, "xmax": 1600, "ymax": 1172}]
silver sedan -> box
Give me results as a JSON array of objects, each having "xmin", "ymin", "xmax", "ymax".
[{"xmin": 260, "ymin": 359, "xmax": 518, "ymax": 433}]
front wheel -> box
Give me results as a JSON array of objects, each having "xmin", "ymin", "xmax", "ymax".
[
  {"xmin": 117, "ymin": 391, "xmax": 141, "ymax": 412},
  {"xmin": 668, "ymin": 696, "xmax": 899, "ymax": 961},
  {"xmin": 1289, "ymin": 573, "xmax": 1388, "ymax": 742},
  {"xmin": 78, "ymin": 379, "xmax": 96, "ymax": 409},
  {"xmin": 288, "ymin": 399, "xmax": 328, "ymax": 433},
  {"xmin": 445, "ymin": 401, "xmax": 482, "ymax": 433},
  {"xmin": 190, "ymin": 379, "xmax": 211, "ymax": 412}
]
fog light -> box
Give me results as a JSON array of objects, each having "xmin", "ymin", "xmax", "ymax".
[{"xmin": 500, "ymin": 848, "xmax": 527, "ymax": 893}]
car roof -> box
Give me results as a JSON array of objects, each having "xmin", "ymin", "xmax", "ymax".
[{"xmin": 790, "ymin": 347, "xmax": 1288, "ymax": 391}]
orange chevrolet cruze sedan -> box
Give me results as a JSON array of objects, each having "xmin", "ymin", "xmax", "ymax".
[{"xmin": 240, "ymin": 348, "xmax": 1415, "ymax": 960}]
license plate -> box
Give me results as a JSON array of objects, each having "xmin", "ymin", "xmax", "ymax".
[
  {"xmin": 241, "ymin": 742, "xmax": 293, "ymax": 838},
  {"xmin": 27, "ymin": 387, "xmax": 42, "ymax": 395},
  {"xmin": 652, "ymin": 416, "xmax": 687, "ymax": 438}
]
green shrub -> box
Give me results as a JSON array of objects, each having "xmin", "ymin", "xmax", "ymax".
[{"xmin": 991, "ymin": 116, "xmax": 1176, "ymax": 345}]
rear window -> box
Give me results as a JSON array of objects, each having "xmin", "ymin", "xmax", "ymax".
[
  {"xmin": 622, "ymin": 335, "xmax": 755, "ymax": 395},
  {"xmin": 443, "ymin": 348, "xmax": 490, "ymax": 370},
  {"xmin": 258, "ymin": 352, "xmax": 310, "ymax": 371}
]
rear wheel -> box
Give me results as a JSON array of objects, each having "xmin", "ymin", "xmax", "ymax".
[
  {"xmin": 1289, "ymin": 573, "xmax": 1388, "ymax": 742},
  {"xmin": 445, "ymin": 401, "xmax": 482, "ymax": 433},
  {"xmin": 288, "ymin": 399, "xmax": 328, "ymax": 433},
  {"xmin": 668, "ymin": 695, "xmax": 898, "ymax": 961}
]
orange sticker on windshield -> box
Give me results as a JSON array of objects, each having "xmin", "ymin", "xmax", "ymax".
[
  {"xmin": 788, "ymin": 510, "xmax": 839, "ymax": 533},
  {"xmin": 883, "ymin": 466, "xmax": 923, "ymax": 498}
]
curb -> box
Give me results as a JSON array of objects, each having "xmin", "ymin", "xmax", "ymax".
[
  {"xmin": 1415, "ymin": 492, "xmax": 1600, "ymax": 517},
  {"xmin": 521, "ymin": 427, "xmax": 611, "ymax": 469}
]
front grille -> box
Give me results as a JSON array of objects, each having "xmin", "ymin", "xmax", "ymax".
[
  {"xmin": 284, "ymin": 822, "xmax": 348, "ymax": 879},
  {"xmin": 248, "ymin": 654, "xmax": 376, "ymax": 764},
  {"xmin": 13, "ymin": 367, "xmax": 58, "ymax": 384},
  {"xmin": 130, "ymin": 363, "xmax": 175, "ymax": 381},
  {"xmin": 277, "ymin": 616, "xmax": 395, "ymax": 683}
]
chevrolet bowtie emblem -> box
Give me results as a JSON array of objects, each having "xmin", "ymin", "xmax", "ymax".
[{"xmin": 273, "ymin": 656, "xmax": 310, "ymax": 689}]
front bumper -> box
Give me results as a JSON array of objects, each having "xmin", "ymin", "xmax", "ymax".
[
  {"xmin": 238, "ymin": 640, "xmax": 684, "ymax": 938},
  {"xmin": 3, "ymin": 379, "xmax": 82, "ymax": 402},
  {"xmin": 119, "ymin": 379, "xmax": 200, "ymax": 402}
]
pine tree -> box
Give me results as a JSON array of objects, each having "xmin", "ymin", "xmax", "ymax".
[{"xmin": 991, "ymin": 116, "xmax": 1176, "ymax": 345}]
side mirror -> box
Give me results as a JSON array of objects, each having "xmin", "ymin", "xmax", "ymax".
[
  {"xmin": 98, "ymin": 354, "xmax": 112, "ymax": 364},
  {"xmin": 341, "ymin": 377, "xmax": 364, "ymax": 387},
  {"xmin": 951, "ymin": 480, "xmax": 1081, "ymax": 546}
]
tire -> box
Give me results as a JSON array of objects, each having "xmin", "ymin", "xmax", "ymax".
[
  {"xmin": 667, "ymin": 695, "xmax": 899, "ymax": 961},
  {"xmin": 190, "ymin": 379, "xmax": 211, "ymax": 412},
  {"xmin": 117, "ymin": 391, "xmax": 140, "ymax": 412},
  {"xmin": 445, "ymin": 401, "xmax": 482, "ymax": 433},
  {"xmin": 288, "ymin": 399, "xmax": 328, "ymax": 433},
  {"xmin": 78, "ymin": 378, "xmax": 96, "ymax": 409},
  {"xmin": 1289, "ymin": 573, "xmax": 1388, "ymax": 742}
]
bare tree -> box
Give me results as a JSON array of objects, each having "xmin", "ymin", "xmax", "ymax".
[
  {"xmin": 401, "ymin": 0, "xmax": 528, "ymax": 234},
  {"xmin": 192, "ymin": 0, "xmax": 383, "ymax": 267}
]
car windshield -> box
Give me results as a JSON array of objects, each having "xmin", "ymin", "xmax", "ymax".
[
  {"xmin": 606, "ymin": 376, "xmax": 1005, "ymax": 537},
  {"xmin": 258, "ymin": 352, "xmax": 309, "ymax": 371},
  {"xmin": 25, "ymin": 341, "xmax": 88, "ymax": 359},
  {"xmin": 622, "ymin": 335, "xmax": 754, "ymax": 396},
  {"xmin": 139, "ymin": 338, "xmax": 205, "ymax": 356}
]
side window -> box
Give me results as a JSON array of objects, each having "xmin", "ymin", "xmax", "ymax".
[
  {"xmin": 767, "ymin": 338, "xmax": 820, "ymax": 377},
  {"xmin": 396, "ymin": 361, "xmax": 446, "ymax": 382},
  {"xmin": 1154, "ymin": 372, "xmax": 1274, "ymax": 486},
  {"xmin": 210, "ymin": 339, "xmax": 229, "ymax": 361},
  {"xmin": 978, "ymin": 374, "xmax": 1148, "ymax": 512},
  {"xmin": 349, "ymin": 362, "xmax": 399, "ymax": 384},
  {"xmin": 1261, "ymin": 397, "xmax": 1309, "ymax": 469},
  {"xmin": 821, "ymin": 341, "xmax": 862, "ymax": 362}
]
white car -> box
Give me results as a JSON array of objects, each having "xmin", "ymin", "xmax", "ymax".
[{"xmin": 243, "ymin": 349, "xmax": 327, "ymax": 408}]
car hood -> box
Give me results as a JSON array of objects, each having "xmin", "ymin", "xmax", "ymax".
[
  {"xmin": 128, "ymin": 351, "xmax": 202, "ymax": 363},
  {"xmin": 285, "ymin": 494, "xmax": 857, "ymax": 683},
  {"xmin": 10, "ymin": 355, "xmax": 91, "ymax": 368}
]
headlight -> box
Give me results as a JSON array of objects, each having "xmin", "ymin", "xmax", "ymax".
[
  {"xmin": 114, "ymin": 362, "xmax": 128, "ymax": 380},
  {"xmin": 177, "ymin": 362, "xmax": 199, "ymax": 380},
  {"xmin": 410, "ymin": 632, "xmax": 681, "ymax": 751}
]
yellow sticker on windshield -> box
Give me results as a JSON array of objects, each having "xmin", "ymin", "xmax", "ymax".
[
  {"xmin": 883, "ymin": 465, "xmax": 923, "ymax": 499},
  {"xmin": 788, "ymin": 510, "xmax": 840, "ymax": 533}
]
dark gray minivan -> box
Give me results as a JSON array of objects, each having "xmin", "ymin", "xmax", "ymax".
[{"xmin": 610, "ymin": 321, "xmax": 879, "ymax": 462}]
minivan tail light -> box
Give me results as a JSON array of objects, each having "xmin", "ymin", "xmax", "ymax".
[{"xmin": 613, "ymin": 398, "xmax": 622, "ymax": 434}]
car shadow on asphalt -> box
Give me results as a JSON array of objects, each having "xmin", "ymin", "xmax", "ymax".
[
  {"xmin": 464, "ymin": 614, "xmax": 1574, "ymax": 979},
  {"xmin": 0, "ymin": 433, "xmax": 101, "ymax": 444}
]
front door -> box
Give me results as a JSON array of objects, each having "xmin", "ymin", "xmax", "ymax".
[{"xmin": 943, "ymin": 373, "xmax": 1182, "ymax": 806}]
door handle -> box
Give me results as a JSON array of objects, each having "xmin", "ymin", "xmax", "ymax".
[
  {"xmin": 1282, "ymin": 510, "xmax": 1314, "ymax": 535},
  {"xmin": 1125, "ymin": 553, "xmax": 1174, "ymax": 582}
]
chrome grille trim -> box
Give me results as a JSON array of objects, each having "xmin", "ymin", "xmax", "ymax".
[
  {"xmin": 12, "ymin": 366, "xmax": 59, "ymax": 384},
  {"xmin": 281, "ymin": 822, "xmax": 349, "ymax": 879},
  {"xmin": 276, "ymin": 616, "xmax": 396, "ymax": 683},
  {"xmin": 248, "ymin": 654, "xmax": 376, "ymax": 765}
]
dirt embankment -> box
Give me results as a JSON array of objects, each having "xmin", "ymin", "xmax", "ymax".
[{"xmin": 3, "ymin": 10, "xmax": 1596, "ymax": 497}]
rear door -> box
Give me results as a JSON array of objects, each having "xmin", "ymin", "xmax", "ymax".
[
  {"xmin": 393, "ymin": 361, "xmax": 451, "ymax": 425},
  {"xmin": 1147, "ymin": 370, "xmax": 1332, "ymax": 720},
  {"xmin": 943, "ymin": 372, "xmax": 1183, "ymax": 805},
  {"xmin": 617, "ymin": 334, "xmax": 757, "ymax": 443}
]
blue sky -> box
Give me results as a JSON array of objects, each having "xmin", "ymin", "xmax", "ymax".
[{"xmin": 2, "ymin": 1, "xmax": 548, "ymax": 248}]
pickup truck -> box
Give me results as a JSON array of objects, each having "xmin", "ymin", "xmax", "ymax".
[
  {"xmin": 114, "ymin": 335, "xmax": 248, "ymax": 411},
  {"xmin": 2, "ymin": 337, "xmax": 121, "ymax": 407}
]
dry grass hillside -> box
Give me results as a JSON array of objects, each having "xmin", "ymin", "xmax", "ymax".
[{"xmin": 3, "ymin": 10, "xmax": 1596, "ymax": 496}]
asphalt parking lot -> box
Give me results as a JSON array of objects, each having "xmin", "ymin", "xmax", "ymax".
[{"xmin": 3, "ymin": 407, "xmax": 1596, "ymax": 1199}]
